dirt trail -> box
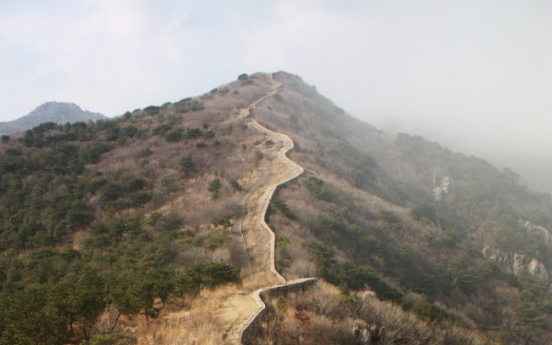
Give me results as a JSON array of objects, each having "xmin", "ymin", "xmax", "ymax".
[{"xmin": 213, "ymin": 74, "xmax": 313, "ymax": 344}]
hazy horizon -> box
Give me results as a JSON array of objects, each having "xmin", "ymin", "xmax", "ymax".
[{"xmin": 1, "ymin": 1, "xmax": 551, "ymax": 194}]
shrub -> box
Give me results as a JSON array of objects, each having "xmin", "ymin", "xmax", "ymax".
[
  {"xmin": 518, "ymin": 270, "xmax": 550, "ymax": 300},
  {"xmin": 129, "ymin": 191, "xmax": 152, "ymax": 207},
  {"xmin": 176, "ymin": 100, "xmax": 204, "ymax": 113},
  {"xmin": 230, "ymin": 179, "xmax": 242, "ymax": 191},
  {"xmin": 303, "ymin": 176, "xmax": 331, "ymax": 201},
  {"xmin": 213, "ymin": 215, "xmax": 233, "ymax": 230},
  {"xmin": 123, "ymin": 125, "xmax": 138, "ymax": 138},
  {"xmin": 179, "ymin": 155, "xmax": 195, "ymax": 177},
  {"xmin": 179, "ymin": 262, "xmax": 240, "ymax": 295},
  {"xmin": 101, "ymin": 182, "xmax": 124, "ymax": 204},
  {"xmin": 208, "ymin": 179, "xmax": 222, "ymax": 199},
  {"xmin": 412, "ymin": 297, "xmax": 444, "ymax": 322},
  {"xmin": 165, "ymin": 128, "xmax": 184, "ymax": 142},
  {"xmin": 135, "ymin": 128, "xmax": 149, "ymax": 139},
  {"xmin": 440, "ymin": 230, "xmax": 458, "ymax": 248},
  {"xmin": 144, "ymin": 105, "xmax": 160, "ymax": 116},
  {"xmin": 270, "ymin": 198, "xmax": 297, "ymax": 219},
  {"xmin": 319, "ymin": 217, "xmax": 360, "ymax": 239},
  {"xmin": 95, "ymin": 119, "xmax": 118, "ymax": 130},
  {"xmin": 450, "ymin": 261, "xmax": 478, "ymax": 295},
  {"xmin": 205, "ymin": 230, "xmax": 231, "ymax": 250},
  {"xmin": 276, "ymin": 236, "xmax": 289, "ymax": 253},
  {"xmin": 275, "ymin": 236, "xmax": 290, "ymax": 272},
  {"xmin": 515, "ymin": 300, "xmax": 547, "ymax": 329},
  {"xmin": 410, "ymin": 203, "xmax": 438, "ymax": 224},
  {"xmin": 302, "ymin": 241, "xmax": 340, "ymax": 285},
  {"xmin": 152, "ymin": 124, "xmax": 172, "ymax": 136},
  {"xmin": 342, "ymin": 261, "xmax": 403, "ymax": 303},
  {"xmin": 254, "ymin": 148, "xmax": 263, "ymax": 162},
  {"xmin": 81, "ymin": 334, "xmax": 119, "ymax": 345},
  {"xmin": 185, "ymin": 128, "xmax": 203, "ymax": 139},
  {"xmin": 139, "ymin": 148, "xmax": 153, "ymax": 158},
  {"xmin": 277, "ymin": 297, "xmax": 287, "ymax": 313},
  {"xmin": 379, "ymin": 210, "xmax": 402, "ymax": 231},
  {"xmin": 127, "ymin": 177, "xmax": 147, "ymax": 192},
  {"xmin": 155, "ymin": 212, "xmax": 184, "ymax": 233}
]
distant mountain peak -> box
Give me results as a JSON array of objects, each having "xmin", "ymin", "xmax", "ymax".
[{"xmin": 0, "ymin": 101, "xmax": 106, "ymax": 135}]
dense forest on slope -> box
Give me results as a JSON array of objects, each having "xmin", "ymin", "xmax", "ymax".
[
  {"xmin": 1, "ymin": 72, "xmax": 552, "ymax": 344},
  {"xmin": 0, "ymin": 74, "xmax": 276, "ymax": 344}
]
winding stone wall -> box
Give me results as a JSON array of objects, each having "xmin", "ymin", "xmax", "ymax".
[
  {"xmin": 229, "ymin": 74, "xmax": 316, "ymax": 344},
  {"xmin": 241, "ymin": 278, "xmax": 317, "ymax": 345}
]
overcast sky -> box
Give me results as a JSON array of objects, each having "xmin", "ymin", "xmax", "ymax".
[{"xmin": 1, "ymin": 0, "xmax": 552, "ymax": 193}]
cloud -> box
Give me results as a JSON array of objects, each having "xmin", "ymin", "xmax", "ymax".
[
  {"xmin": 0, "ymin": 1, "xmax": 226, "ymax": 118},
  {"xmin": 244, "ymin": 1, "xmax": 374, "ymax": 76},
  {"xmin": 1, "ymin": 0, "xmax": 552, "ymax": 193}
]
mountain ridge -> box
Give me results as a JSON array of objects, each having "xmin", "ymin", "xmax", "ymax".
[
  {"xmin": 0, "ymin": 72, "xmax": 550, "ymax": 344},
  {"xmin": 0, "ymin": 101, "xmax": 106, "ymax": 135}
]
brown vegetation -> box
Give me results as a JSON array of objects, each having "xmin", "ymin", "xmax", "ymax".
[{"xmin": 3, "ymin": 71, "xmax": 552, "ymax": 344}]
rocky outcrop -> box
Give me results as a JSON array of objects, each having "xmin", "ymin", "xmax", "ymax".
[
  {"xmin": 513, "ymin": 253, "xmax": 528, "ymax": 275},
  {"xmin": 483, "ymin": 245, "xmax": 549, "ymax": 279},
  {"xmin": 352, "ymin": 321, "xmax": 386, "ymax": 345},
  {"xmin": 482, "ymin": 221, "xmax": 552, "ymax": 280},
  {"xmin": 529, "ymin": 258, "xmax": 549, "ymax": 278},
  {"xmin": 520, "ymin": 220, "xmax": 552, "ymax": 245},
  {"xmin": 433, "ymin": 175, "xmax": 451, "ymax": 200},
  {"xmin": 355, "ymin": 290, "xmax": 377, "ymax": 300}
]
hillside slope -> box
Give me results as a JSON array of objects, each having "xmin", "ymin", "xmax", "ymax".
[
  {"xmin": 0, "ymin": 72, "xmax": 551, "ymax": 344},
  {"xmin": 248, "ymin": 72, "xmax": 552, "ymax": 344}
]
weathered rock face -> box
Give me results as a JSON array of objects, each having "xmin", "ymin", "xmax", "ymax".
[
  {"xmin": 529, "ymin": 258, "xmax": 549, "ymax": 278},
  {"xmin": 520, "ymin": 220, "xmax": 552, "ymax": 245},
  {"xmin": 433, "ymin": 175, "xmax": 452, "ymax": 200},
  {"xmin": 481, "ymin": 221, "xmax": 552, "ymax": 280},
  {"xmin": 483, "ymin": 245, "xmax": 549, "ymax": 279},
  {"xmin": 513, "ymin": 253, "xmax": 528, "ymax": 275},
  {"xmin": 354, "ymin": 290, "xmax": 377, "ymax": 300}
]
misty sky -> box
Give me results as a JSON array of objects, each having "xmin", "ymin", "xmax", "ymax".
[{"xmin": 1, "ymin": 1, "xmax": 552, "ymax": 194}]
